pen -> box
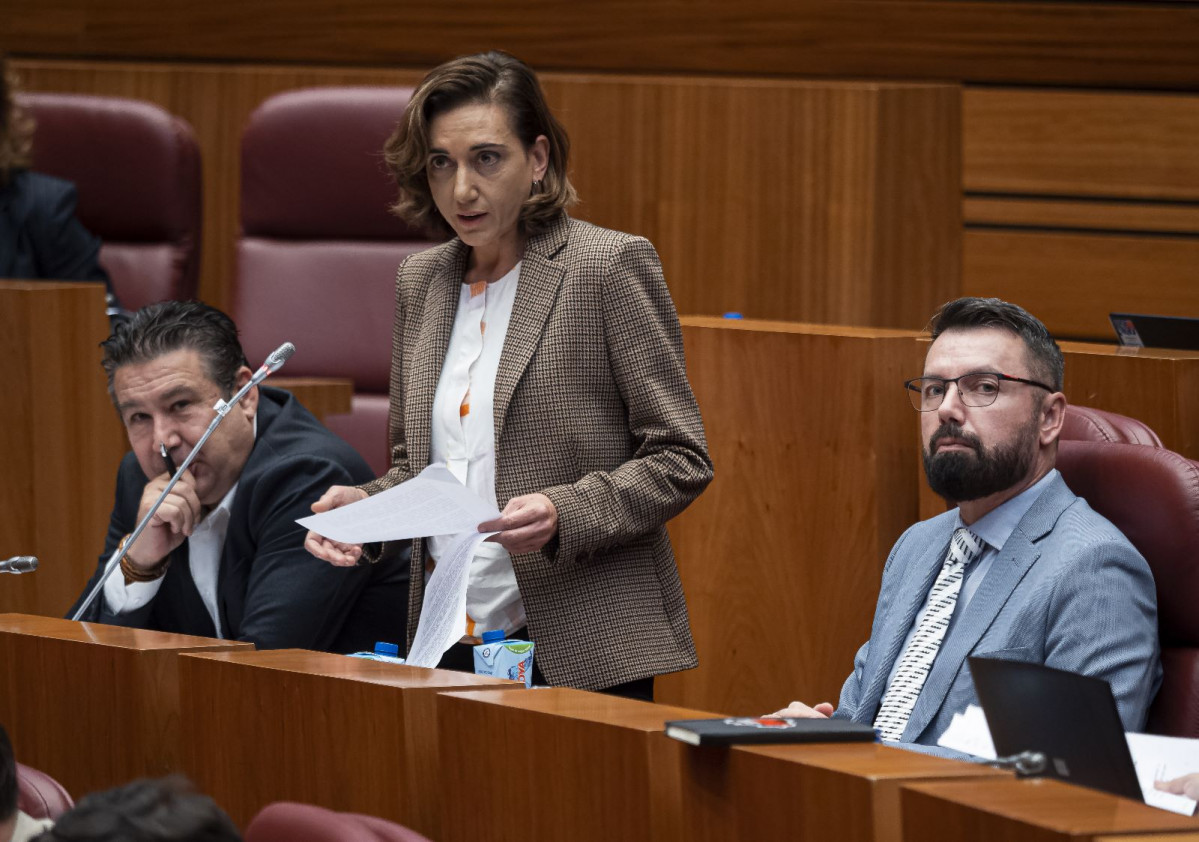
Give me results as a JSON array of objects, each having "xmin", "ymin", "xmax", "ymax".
[{"xmin": 160, "ymin": 442, "xmax": 178, "ymax": 477}]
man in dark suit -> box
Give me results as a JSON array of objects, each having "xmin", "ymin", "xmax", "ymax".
[
  {"xmin": 775, "ymin": 297, "xmax": 1160, "ymax": 750},
  {"xmin": 70, "ymin": 300, "xmax": 407, "ymax": 651}
]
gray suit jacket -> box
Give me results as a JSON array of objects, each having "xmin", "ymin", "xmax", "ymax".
[
  {"xmin": 833, "ymin": 473, "xmax": 1161, "ymax": 746},
  {"xmin": 362, "ymin": 214, "xmax": 713, "ymax": 690}
]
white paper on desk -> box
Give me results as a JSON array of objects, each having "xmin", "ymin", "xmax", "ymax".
[
  {"xmin": 1127, "ymin": 732, "xmax": 1199, "ymax": 816},
  {"xmin": 936, "ymin": 704, "xmax": 998, "ymax": 760},
  {"xmin": 404, "ymin": 530, "xmax": 495, "ymax": 668},
  {"xmin": 296, "ymin": 463, "xmax": 501, "ymax": 543}
]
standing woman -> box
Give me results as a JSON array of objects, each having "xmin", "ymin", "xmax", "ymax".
[{"xmin": 306, "ymin": 51, "xmax": 712, "ymax": 699}]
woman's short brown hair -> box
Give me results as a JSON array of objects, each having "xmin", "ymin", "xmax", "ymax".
[
  {"xmin": 383, "ymin": 51, "xmax": 577, "ymax": 239},
  {"xmin": 0, "ymin": 54, "xmax": 34, "ymax": 188}
]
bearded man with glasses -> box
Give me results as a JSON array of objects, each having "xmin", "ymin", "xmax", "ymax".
[{"xmin": 774, "ymin": 297, "xmax": 1161, "ymax": 754}]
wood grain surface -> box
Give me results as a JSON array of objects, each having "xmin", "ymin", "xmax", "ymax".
[
  {"xmin": 963, "ymin": 230, "xmax": 1199, "ymax": 342},
  {"xmin": 684, "ymin": 742, "xmax": 1005, "ymax": 842},
  {"xmin": 436, "ymin": 687, "xmax": 724, "ymax": 842},
  {"xmin": 10, "ymin": 60, "xmax": 961, "ymax": 329},
  {"xmin": 902, "ymin": 777, "xmax": 1199, "ymax": 841},
  {"xmin": 0, "ymin": 614, "xmax": 250, "ymax": 801},
  {"xmin": 659, "ymin": 319, "xmax": 926, "ymax": 714},
  {"xmin": 177, "ymin": 649, "xmax": 519, "ymax": 836},
  {"xmin": 0, "ymin": 282, "xmax": 129, "ymax": 618},
  {"xmin": 268, "ymin": 377, "xmax": 354, "ymax": 421},
  {"xmin": 965, "ymin": 88, "xmax": 1199, "ymax": 202},
  {"xmin": 5, "ymin": 0, "xmax": 1199, "ymax": 88}
]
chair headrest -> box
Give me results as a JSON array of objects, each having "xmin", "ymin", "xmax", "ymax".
[
  {"xmin": 21, "ymin": 92, "xmax": 201, "ymax": 242},
  {"xmin": 241, "ymin": 87, "xmax": 428, "ymax": 240},
  {"xmin": 1061, "ymin": 405, "xmax": 1163, "ymax": 447}
]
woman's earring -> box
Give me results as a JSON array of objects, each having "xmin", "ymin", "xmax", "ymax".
[{"xmin": 531, "ymin": 179, "xmax": 543, "ymax": 195}]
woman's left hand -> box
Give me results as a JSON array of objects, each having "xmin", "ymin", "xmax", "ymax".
[{"xmin": 480, "ymin": 493, "xmax": 559, "ymax": 554}]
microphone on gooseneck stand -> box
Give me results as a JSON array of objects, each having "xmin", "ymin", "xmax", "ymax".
[
  {"xmin": 0, "ymin": 556, "xmax": 38, "ymax": 574},
  {"xmin": 69, "ymin": 342, "xmax": 296, "ymax": 622}
]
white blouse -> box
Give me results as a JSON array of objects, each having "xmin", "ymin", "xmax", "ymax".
[{"xmin": 427, "ymin": 262, "xmax": 525, "ymax": 640}]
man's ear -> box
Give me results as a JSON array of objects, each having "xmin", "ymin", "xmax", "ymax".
[
  {"xmin": 234, "ymin": 366, "xmax": 259, "ymax": 420},
  {"xmin": 1040, "ymin": 391, "xmax": 1067, "ymax": 446}
]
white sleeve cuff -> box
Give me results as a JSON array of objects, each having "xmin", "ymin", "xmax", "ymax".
[{"xmin": 103, "ymin": 563, "xmax": 164, "ymax": 614}]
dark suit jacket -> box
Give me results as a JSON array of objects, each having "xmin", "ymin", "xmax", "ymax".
[
  {"xmin": 362, "ymin": 214, "xmax": 713, "ymax": 690},
  {"xmin": 70, "ymin": 387, "xmax": 409, "ymax": 652},
  {"xmin": 0, "ymin": 170, "xmax": 115, "ymax": 302}
]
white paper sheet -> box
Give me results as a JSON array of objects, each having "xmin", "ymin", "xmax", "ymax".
[
  {"xmin": 1128, "ymin": 732, "xmax": 1199, "ymax": 816},
  {"xmin": 936, "ymin": 705, "xmax": 998, "ymax": 760},
  {"xmin": 296, "ymin": 463, "xmax": 501, "ymax": 543},
  {"xmin": 404, "ymin": 530, "xmax": 495, "ymax": 668}
]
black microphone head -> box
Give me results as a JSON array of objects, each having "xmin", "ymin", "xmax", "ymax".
[{"xmin": 265, "ymin": 342, "xmax": 296, "ymax": 373}]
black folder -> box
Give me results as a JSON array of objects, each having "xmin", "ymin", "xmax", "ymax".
[{"xmin": 664, "ymin": 716, "xmax": 876, "ymax": 747}]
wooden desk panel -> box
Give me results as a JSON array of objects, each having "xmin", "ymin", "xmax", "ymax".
[
  {"xmin": 0, "ymin": 282, "xmax": 128, "ymax": 617},
  {"xmin": 177, "ymin": 649, "xmax": 518, "ymax": 836},
  {"xmin": 964, "ymin": 230, "xmax": 1199, "ymax": 343},
  {"xmin": 0, "ymin": 614, "xmax": 250, "ymax": 800},
  {"xmin": 702, "ymin": 743, "xmax": 1004, "ymax": 842},
  {"xmin": 662, "ymin": 319, "xmax": 925, "ymax": 714},
  {"xmin": 1060, "ymin": 342, "xmax": 1199, "ymax": 461},
  {"xmin": 902, "ymin": 777, "xmax": 1199, "ymax": 841},
  {"xmin": 437, "ymin": 687, "xmax": 723, "ymax": 842},
  {"xmin": 268, "ymin": 376, "xmax": 354, "ymax": 422}
]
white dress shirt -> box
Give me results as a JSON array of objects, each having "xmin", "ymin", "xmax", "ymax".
[{"xmin": 428, "ymin": 263, "xmax": 526, "ymax": 639}]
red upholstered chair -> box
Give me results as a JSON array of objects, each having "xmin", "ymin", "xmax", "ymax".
[
  {"xmin": 20, "ymin": 92, "xmax": 202, "ymax": 309},
  {"xmin": 245, "ymin": 802, "xmax": 432, "ymax": 842},
  {"xmin": 16, "ymin": 761, "xmax": 73, "ymax": 820},
  {"xmin": 233, "ymin": 87, "xmax": 439, "ymax": 475},
  {"xmin": 1060, "ymin": 405, "xmax": 1164, "ymax": 447},
  {"xmin": 1056, "ymin": 440, "xmax": 1199, "ymax": 737}
]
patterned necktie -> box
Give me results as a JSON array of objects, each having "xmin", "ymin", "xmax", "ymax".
[{"xmin": 873, "ymin": 527, "xmax": 985, "ymax": 742}]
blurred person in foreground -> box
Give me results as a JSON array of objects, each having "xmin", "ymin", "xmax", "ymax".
[
  {"xmin": 306, "ymin": 51, "xmax": 712, "ymax": 699},
  {"xmin": 774, "ymin": 297, "xmax": 1160, "ymax": 752},
  {"xmin": 69, "ymin": 300, "xmax": 408, "ymax": 651},
  {"xmin": 32, "ymin": 777, "xmax": 239, "ymax": 842},
  {"xmin": 1, "ymin": 725, "xmax": 53, "ymax": 842}
]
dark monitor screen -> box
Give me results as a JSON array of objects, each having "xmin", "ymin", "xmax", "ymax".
[
  {"xmin": 969, "ymin": 657, "xmax": 1142, "ymax": 801},
  {"xmin": 1110, "ymin": 313, "xmax": 1199, "ymax": 351}
]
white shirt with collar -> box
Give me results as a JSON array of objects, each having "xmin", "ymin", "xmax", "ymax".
[
  {"xmin": 884, "ymin": 468, "xmax": 1061, "ymax": 691},
  {"xmin": 428, "ymin": 263, "xmax": 526, "ymax": 640}
]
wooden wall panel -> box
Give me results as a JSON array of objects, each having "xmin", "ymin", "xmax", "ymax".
[
  {"xmin": 660, "ymin": 319, "xmax": 926, "ymax": 714},
  {"xmin": 0, "ymin": 283, "xmax": 128, "ymax": 618},
  {"xmin": 5, "ymin": 0, "xmax": 1199, "ymax": 89},
  {"xmin": 963, "ymin": 230, "xmax": 1199, "ymax": 342},
  {"xmin": 964, "ymin": 88, "xmax": 1199, "ymax": 202},
  {"xmin": 13, "ymin": 60, "xmax": 960, "ymax": 328}
]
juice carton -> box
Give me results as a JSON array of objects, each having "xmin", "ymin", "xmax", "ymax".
[{"xmin": 473, "ymin": 629, "xmax": 535, "ymax": 688}]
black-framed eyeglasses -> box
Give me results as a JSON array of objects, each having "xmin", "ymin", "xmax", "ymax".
[{"xmin": 903, "ymin": 372, "xmax": 1055, "ymax": 412}]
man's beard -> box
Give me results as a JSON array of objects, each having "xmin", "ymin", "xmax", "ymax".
[{"xmin": 922, "ymin": 419, "xmax": 1037, "ymax": 504}]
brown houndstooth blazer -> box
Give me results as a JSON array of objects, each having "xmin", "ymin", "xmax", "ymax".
[{"xmin": 361, "ymin": 213, "xmax": 713, "ymax": 690}]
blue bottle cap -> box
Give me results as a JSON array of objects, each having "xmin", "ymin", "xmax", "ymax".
[
  {"xmin": 481, "ymin": 629, "xmax": 507, "ymax": 643},
  {"xmin": 374, "ymin": 641, "xmax": 400, "ymax": 657},
  {"xmin": 723, "ymin": 311, "xmax": 744, "ymax": 319}
]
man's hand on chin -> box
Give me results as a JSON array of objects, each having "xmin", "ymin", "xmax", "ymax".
[{"xmin": 769, "ymin": 701, "xmax": 835, "ymax": 719}]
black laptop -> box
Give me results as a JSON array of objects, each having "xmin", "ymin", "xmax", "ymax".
[
  {"xmin": 1110, "ymin": 313, "xmax": 1199, "ymax": 351},
  {"xmin": 969, "ymin": 656, "xmax": 1143, "ymax": 801}
]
